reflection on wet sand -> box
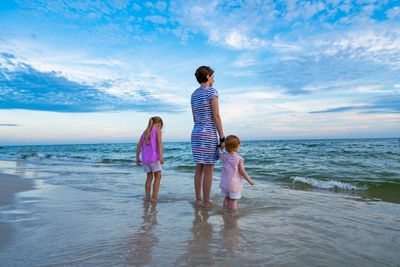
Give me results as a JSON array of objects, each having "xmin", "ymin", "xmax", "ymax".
[
  {"xmin": 176, "ymin": 205, "xmax": 214, "ymax": 266},
  {"xmin": 177, "ymin": 205, "xmax": 244, "ymax": 266},
  {"xmin": 221, "ymin": 213, "xmax": 241, "ymax": 257},
  {"xmin": 126, "ymin": 200, "xmax": 158, "ymax": 266}
]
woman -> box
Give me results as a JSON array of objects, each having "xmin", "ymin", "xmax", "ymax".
[{"xmin": 191, "ymin": 66, "xmax": 225, "ymax": 206}]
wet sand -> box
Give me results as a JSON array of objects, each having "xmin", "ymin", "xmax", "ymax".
[
  {"xmin": 0, "ymin": 173, "xmax": 33, "ymax": 249},
  {"xmin": 0, "ymin": 158, "xmax": 399, "ymax": 265}
]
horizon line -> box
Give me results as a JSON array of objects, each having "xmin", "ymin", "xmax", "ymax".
[{"xmin": 1, "ymin": 137, "xmax": 399, "ymax": 147}]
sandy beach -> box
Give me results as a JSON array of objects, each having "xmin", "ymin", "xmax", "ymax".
[
  {"xmin": 0, "ymin": 173, "xmax": 33, "ymax": 249},
  {"xmin": 0, "ymin": 141, "xmax": 399, "ymax": 266}
]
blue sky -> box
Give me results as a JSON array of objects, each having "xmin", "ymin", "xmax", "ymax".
[{"xmin": 1, "ymin": 0, "xmax": 400, "ymax": 145}]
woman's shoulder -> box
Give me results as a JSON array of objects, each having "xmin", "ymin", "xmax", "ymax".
[
  {"xmin": 207, "ymin": 87, "xmax": 218, "ymax": 99},
  {"xmin": 192, "ymin": 86, "xmax": 217, "ymax": 93},
  {"xmin": 208, "ymin": 86, "xmax": 217, "ymax": 92}
]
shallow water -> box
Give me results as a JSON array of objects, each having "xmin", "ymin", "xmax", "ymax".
[{"xmin": 0, "ymin": 139, "xmax": 399, "ymax": 266}]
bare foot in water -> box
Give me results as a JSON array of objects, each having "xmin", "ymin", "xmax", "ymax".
[{"xmin": 200, "ymin": 201, "xmax": 213, "ymax": 208}]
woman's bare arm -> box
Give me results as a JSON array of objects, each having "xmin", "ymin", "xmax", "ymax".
[
  {"xmin": 192, "ymin": 106, "xmax": 195, "ymax": 122},
  {"xmin": 211, "ymin": 97, "xmax": 225, "ymax": 149}
]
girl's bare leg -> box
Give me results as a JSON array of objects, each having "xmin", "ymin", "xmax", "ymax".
[
  {"xmin": 145, "ymin": 172, "xmax": 153, "ymax": 199},
  {"xmin": 223, "ymin": 197, "xmax": 230, "ymax": 209},
  {"xmin": 194, "ymin": 164, "xmax": 204, "ymax": 202},
  {"xmin": 152, "ymin": 171, "xmax": 162, "ymax": 201},
  {"xmin": 230, "ymin": 199, "xmax": 238, "ymax": 211},
  {"xmin": 202, "ymin": 164, "xmax": 214, "ymax": 203}
]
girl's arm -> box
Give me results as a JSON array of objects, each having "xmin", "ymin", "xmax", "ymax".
[
  {"xmin": 136, "ymin": 135, "xmax": 143, "ymax": 166},
  {"xmin": 238, "ymin": 161, "xmax": 255, "ymax": 185},
  {"xmin": 211, "ymin": 97, "xmax": 225, "ymax": 150},
  {"xmin": 157, "ymin": 128, "xmax": 164, "ymax": 165}
]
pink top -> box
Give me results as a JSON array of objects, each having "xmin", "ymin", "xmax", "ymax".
[
  {"xmin": 141, "ymin": 127, "xmax": 160, "ymax": 164},
  {"xmin": 219, "ymin": 152, "xmax": 245, "ymax": 194}
]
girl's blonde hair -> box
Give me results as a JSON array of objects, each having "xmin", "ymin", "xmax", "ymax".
[
  {"xmin": 225, "ymin": 135, "xmax": 240, "ymax": 152},
  {"xmin": 144, "ymin": 116, "xmax": 163, "ymax": 145}
]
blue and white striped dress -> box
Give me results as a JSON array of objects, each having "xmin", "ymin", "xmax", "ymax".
[{"xmin": 191, "ymin": 86, "xmax": 219, "ymax": 164}]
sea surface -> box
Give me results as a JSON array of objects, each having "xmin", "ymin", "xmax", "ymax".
[{"xmin": 0, "ymin": 139, "xmax": 399, "ymax": 266}]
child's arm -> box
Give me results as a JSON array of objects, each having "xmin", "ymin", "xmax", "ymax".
[
  {"xmin": 157, "ymin": 128, "xmax": 164, "ymax": 165},
  {"xmin": 238, "ymin": 161, "xmax": 255, "ymax": 185},
  {"xmin": 136, "ymin": 135, "xmax": 143, "ymax": 166},
  {"xmin": 219, "ymin": 149, "xmax": 223, "ymax": 161}
]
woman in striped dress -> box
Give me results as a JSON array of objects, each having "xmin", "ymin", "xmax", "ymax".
[{"xmin": 191, "ymin": 66, "xmax": 225, "ymax": 206}]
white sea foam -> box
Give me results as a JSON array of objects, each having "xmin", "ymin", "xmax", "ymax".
[{"xmin": 290, "ymin": 176, "xmax": 358, "ymax": 190}]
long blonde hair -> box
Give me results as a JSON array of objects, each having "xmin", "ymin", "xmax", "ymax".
[{"xmin": 144, "ymin": 116, "xmax": 163, "ymax": 145}]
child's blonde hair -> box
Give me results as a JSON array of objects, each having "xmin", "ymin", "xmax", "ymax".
[
  {"xmin": 225, "ymin": 135, "xmax": 240, "ymax": 152},
  {"xmin": 144, "ymin": 116, "xmax": 163, "ymax": 145}
]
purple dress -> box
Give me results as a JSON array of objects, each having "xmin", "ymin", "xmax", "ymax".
[{"xmin": 141, "ymin": 127, "xmax": 160, "ymax": 164}]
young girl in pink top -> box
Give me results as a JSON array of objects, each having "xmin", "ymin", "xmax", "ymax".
[
  {"xmin": 136, "ymin": 116, "xmax": 164, "ymax": 201},
  {"xmin": 219, "ymin": 135, "xmax": 255, "ymax": 211}
]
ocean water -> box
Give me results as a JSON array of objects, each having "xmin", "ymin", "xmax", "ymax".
[{"xmin": 0, "ymin": 139, "xmax": 399, "ymax": 266}]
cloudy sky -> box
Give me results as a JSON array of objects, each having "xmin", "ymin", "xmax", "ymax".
[{"xmin": 1, "ymin": 0, "xmax": 399, "ymax": 145}]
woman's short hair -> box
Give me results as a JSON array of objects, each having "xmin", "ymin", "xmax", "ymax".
[
  {"xmin": 195, "ymin": 66, "xmax": 214, "ymax": 84},
  {"xmin": 225, "ymin": 135, "xmax": 240, "ymax": 153}
]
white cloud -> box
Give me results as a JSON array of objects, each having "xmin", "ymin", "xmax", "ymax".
[
  {"xmin": 386, "ymin": 6, "xmax": 400, "ymax": 19},
  {"xmin": 315, "ymin": 29, "xmax": 400, "ymax": 68},
  {"xmin": 155, "ymin": 1, "xmax": 167, "ymax": 11},
  {"xmin": 108, "ymin": 0, "xmax": 130, "ymax": 10},
  {"xmin": 132, "ymin": 3, "xmax": 141, "ymax": 11},
  {"xmin": 232, "ymin": 53, "xmax": 255, "ymax": 67},
  {"xmin": 352, "ymin": 85, "xmax": 395, "ymax": 94},
  {"xmin": 270, "ymin": 40, "xmax": 302, "ymax": 52},
  {"xmin": 0, "ymin": 37, "xmax": 189, "ymax": 111},
  {"xmin": 225, "ymin": 30, "xmax": 249, "ymax": 49},
  {"xmin": 224, "ymin": 29, "xmax": 266, "ymax": 50},
  {"xmin": 145, "ymin": 15, "xmax": 168, "ymax": 24}
]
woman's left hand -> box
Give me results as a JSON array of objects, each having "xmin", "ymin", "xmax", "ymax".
[{"xmin": 220, "ymin": 141, "xmax": 225, "ymax": 150}]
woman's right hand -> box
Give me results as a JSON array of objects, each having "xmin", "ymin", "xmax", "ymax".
[{"xmin": 136, "ymin": 159, "xmax": 141, "ymax": 166}]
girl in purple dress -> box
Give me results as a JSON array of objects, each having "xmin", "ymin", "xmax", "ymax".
[{"xmin": 136, "ymin": 116, "xmax": 164, "ymax": 201}]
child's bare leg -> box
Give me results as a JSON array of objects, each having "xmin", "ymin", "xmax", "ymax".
[
  {"xmin": 152, "ymin": 171, "xmax": 162, "ymax": 201},
  {"xmin": 223, "ymin": 196, "xmax": 230, "ymax": 209},
  {"xmin": 202, "ymin": 164, "xmax": 214, "ymax": 203},
  {"xmin": 230, "ymin": 199, "xmax": 238, "ymax": 211},
  {"xmin": 145, "ymin": 172, "xmax": 153, "ymax": 199},
  {"xmin": 194, "ymin": 164, "xmax": 204, "ymax": 202}
]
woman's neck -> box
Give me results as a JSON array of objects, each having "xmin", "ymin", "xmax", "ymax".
[{"xmin": 200, "ymin": 82, "xmax": 210, "ymax": 88}]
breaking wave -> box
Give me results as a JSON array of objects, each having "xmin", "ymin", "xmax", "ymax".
[{"xmin": 290, "ymin": 176, "xmax": 358, "ymax": 190}]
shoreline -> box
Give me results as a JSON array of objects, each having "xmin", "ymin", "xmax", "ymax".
[
  {"xmin": 0, "ymin": 153, "xmax": 399, "ymax": 265},
  {"xmin": 0, "ymin": 137, "xmax": 398, "ymax": 147},
  {"xmin": 0, "ymin": 173, "xmax": 33, "ymax": 249}
]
